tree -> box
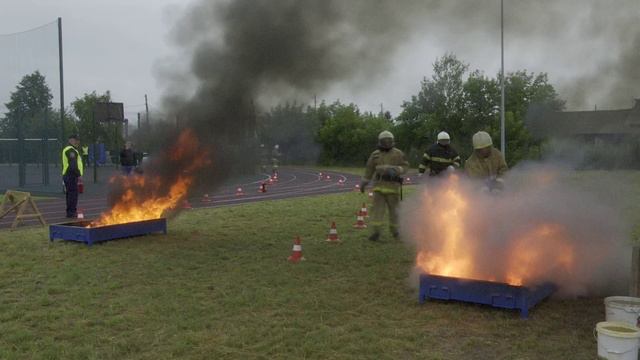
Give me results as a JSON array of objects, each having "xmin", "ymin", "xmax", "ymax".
[
  {"xmin": 317, "ymin": 101, "xmax": 393, "ymax": 165},
  {"xmin": 71, "ymin": 91, "xmax": 124, "ymax": 153},
  {"xmin": 396, "ymin": 53, "xmax": 566, "ymax": 166},
  {"xmin": 1, "ymin": 71, "xmax": 54, "ymax": 138},
  {"xmin": 258, "ymin": 102, "xmax": 320, "ymax": 164}
]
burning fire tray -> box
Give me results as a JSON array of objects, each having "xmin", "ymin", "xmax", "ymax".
[
  {"xmin": 49, "ymin": 218, "xmax": 167, "ymax": 246},
  {"xmin": 419, "ymin": 274, "xmax": 556, "ymax": 318}
]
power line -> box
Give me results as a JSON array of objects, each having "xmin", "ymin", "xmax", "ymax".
[{"xmin": 0, "ymin": 19, "xmax": 57, "ymax": 37}]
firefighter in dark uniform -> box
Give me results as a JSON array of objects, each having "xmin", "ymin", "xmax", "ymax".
[
  {"xmin": 62, "ymin": 134, "xmax": 84, "ymax": 218},
  {"xmin": 418, "ymin": 131, "xmax": 461, "ymax": 176},
  {"xmin": 360, "ymin": 131, "xmax": 409, "ymax": 241}
]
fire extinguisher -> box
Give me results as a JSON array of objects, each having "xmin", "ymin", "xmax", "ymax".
[{"xmin": 78, "ymin": 176, "xmax": 84, "ymax": 194}]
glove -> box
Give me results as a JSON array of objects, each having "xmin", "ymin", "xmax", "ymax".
[
  {"xmin": 360, "ymin": 181, "xmax": 368, "ymax": 193},
  {"xmin": 385, "ymin": 167, "xmax": 398, "ymax": 178}
]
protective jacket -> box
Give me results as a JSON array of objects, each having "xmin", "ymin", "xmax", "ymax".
[
  {"xmin": 418, "ymin": 143, "xmax": 461, "ymax": 175},
  {"xmin": 62, "ymin": 145, "xmax": 83, "ymax": 177},
  {"xmin": 465, "ymin": 147, "xmax": 507, "ymax": 180},
  {"xmin": 363, "ymin": 147, "xmax": 409, "ymax": 194}
]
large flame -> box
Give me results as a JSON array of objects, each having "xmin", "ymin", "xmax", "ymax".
[
  {"xmin": 414, "ymin": 174, "xmax": 576, "ymax": 286},
  {"xmin": 90, "ymin": 129, "xmax": 209, "ymax": 227}
]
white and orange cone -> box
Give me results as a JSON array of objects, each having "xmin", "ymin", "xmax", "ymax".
[
  {"xmin": 326, "ymin": 222, "xmax": 341, "ymax": 243},
  {"xmin": 288, "ymin": 236, "xmax": 305, "ymax": 263},
  {"xmin": 182, "ymin": 200, "xmax": 192, "ymax": 209},
  {"xmin": 354, "ymin": 184, "xmax": 360, "ymax": 192},
  {"xmin": 258, "ymin": 183, "xmax": 267, "ymax": 193},
  {"xmin": 325, "ymin": 175, "xmax": 331, "ymax": 181},
  {"xmin": 337, "ymin": 179, "xmax": 345, "ymax": 186},
  {"xmin": 368, "ymin": 191, "xmax": 373, "ymax": 198},
  {"xmin": 353, "ymin": 211, "xmax": 367, "ymax": 229},
  {"xmin": 201, "ymin": 194, "xmax": 212, "ymax": 203},
  {"xmin": 360, "ymin": 203, "xmax": 369, "ymax": 218},
  {"xmin": 235, "ymin": 187, "xmax": 245, "ymax": 196},
  {"xmin": 77, "ymin": 208, "xmax": 85, "ymax": 219},
  {"xmin": 405, "ymin": 177, "xmax": 412, "ymax": 184}
]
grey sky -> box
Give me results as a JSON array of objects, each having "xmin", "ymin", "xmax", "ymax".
[{"xmin": 1, "ymin": 0, "xmax": 638, "ymax": 123}]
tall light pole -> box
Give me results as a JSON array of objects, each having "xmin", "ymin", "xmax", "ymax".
[{"xmin": 500, "ymin": 0, "xmax": 506, "ymax": 156}]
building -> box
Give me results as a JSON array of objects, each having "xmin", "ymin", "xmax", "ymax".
[{"xmin": 527, "ymin": 99, "xmax": 640, "ymax": 144}]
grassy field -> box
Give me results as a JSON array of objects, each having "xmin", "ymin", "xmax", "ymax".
[{"xmin": 0, "ymin": 189, "xmax": 608, "ymax": 359}]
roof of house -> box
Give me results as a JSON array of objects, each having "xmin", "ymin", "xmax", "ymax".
[{"xmin": 526, "ymin": 99, "xmax": 640, "ymax": 137}]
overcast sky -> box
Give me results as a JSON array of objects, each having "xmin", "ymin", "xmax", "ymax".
[{"xmin": 1, "ymin": 0, "xmax": 638, "ymax": 123}]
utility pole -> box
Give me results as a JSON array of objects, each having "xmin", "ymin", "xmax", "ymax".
[
  {"xmin": 500, "ymin": 0, "xmax": 506, "ymax": 156},
  {"xmin": 58, "ymin": 17, "xmax": 65, "ymax": 164},
  {"xmin": 137, "ymin": 112, "xmax": 141, "ymax": 131},
  {"xmin": 144, "ymin": 94, "xmax": 150, "ymax": 129}
]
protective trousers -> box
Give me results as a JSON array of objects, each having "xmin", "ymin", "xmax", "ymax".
[
  {"xmin": 370, "ymin": 191, "xmax": 400, "ymax": 236},
  {"xmin": 63, "ymin": 174, "xmax": 78, "ymax": 217}
]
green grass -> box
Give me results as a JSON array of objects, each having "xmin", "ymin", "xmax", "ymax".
[{"xmin": 0, "ymin": 190, "xmax": 607, "ymax": 359}]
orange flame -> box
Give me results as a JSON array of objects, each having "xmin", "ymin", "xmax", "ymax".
[
  {"xmin": 89, "ymin": 129, "xmax": 209, "ymax": 227},
  {"xmin": 414, "ymin": 174, "xmax": 576, "ymax": 286}
]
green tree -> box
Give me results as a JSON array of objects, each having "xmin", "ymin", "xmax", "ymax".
[
  {"xmin": 1, "ymin": 71, "xmax": 54, "ymax": 138},
  {"xmin": 258, "ymin": 102, "xmax": 320, "ymax": 164},
  {"xmin": 71, "ymin": 91, "xmax": 123, "ymax": 154},
  {"xmin": 317, "ymin": 101, "xmax": 393, "ymax": 165},
  {"xmin": 396, "ymin": 54, "xmax": 565, "ymax": 166}
]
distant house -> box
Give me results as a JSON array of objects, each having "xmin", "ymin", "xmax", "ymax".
[{"xmin": 526, "ymin": 99, "xmax": 640, "ymax": 143}]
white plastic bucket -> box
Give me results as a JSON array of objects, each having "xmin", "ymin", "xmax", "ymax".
[
  {"xmin": 596, "ymin": 322, "xmax": 640, "ymax": 360},
  {"xmin": 605, "ymin": 296, "xmax": 640, "ymax": 327}
]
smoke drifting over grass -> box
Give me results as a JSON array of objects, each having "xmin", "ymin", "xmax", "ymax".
[{"xmin": 401, "ymin": 164, "xmax": 632, "ymax": 297}]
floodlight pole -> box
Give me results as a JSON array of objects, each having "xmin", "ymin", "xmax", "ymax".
[
  {"xmin": 500, "ymin": 0, "xmax": 506, "ymax": 156},
  {"xmin": 58, "ymin": 17, "xmax": 65, "ymax": 161}
]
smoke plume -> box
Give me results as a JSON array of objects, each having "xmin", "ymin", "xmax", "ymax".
[{"xmin": 400, "ymin": 164, "xmax": 632, "ymax": 297}]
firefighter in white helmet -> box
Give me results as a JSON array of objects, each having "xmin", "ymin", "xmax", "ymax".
[
  {"xmin": 465, "ymin": 131, "xmax": 508, "ymax": 192},
  {"xmin": 360, "ymin": 130, "xmax": 409, "ymax": 241},
  {"xmin": 418, "ymin": 131, "xmax": 461, "ymax": 176}
]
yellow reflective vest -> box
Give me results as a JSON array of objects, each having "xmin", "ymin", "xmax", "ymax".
[{"xmin": 62, "ymin": 145, "xmax": 84, "ymax": 176}]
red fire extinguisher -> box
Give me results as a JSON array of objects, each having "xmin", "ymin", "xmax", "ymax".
[{"xmin": 78, "ymin": 176, "xmax": 84, "ymax": 194}]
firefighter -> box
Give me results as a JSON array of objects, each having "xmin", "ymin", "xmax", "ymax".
[
  {"xmin": 259, "ymin": 144, "xmax": 269, "ymax": 173},
  {"xmin": 465, "ymin": 131, "xmax": 508, "ymax": 192},
  {"xmin": 360, "ymin": 130, "xmax": 409, "ymax": 241},
  {"xmin": 61, "ymin": 134, "xmax": 84, "ymax": 218},
  {"xmin": 418, "ymin": 131, "xmax": 461, "ymax": 176},
  {"xmin": 271, "ymin": 144, "xmax": 281, "ymax": 176},
  {"xmin": 81, "ymin": 144, "xmax": 89, "ymax": 168}
]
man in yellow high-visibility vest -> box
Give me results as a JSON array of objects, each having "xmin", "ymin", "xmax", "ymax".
[{"xmin": 62, "ymin": 134, "xmax": 83, "ymax": 218}]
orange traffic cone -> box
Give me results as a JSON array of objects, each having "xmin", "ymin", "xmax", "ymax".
[
  {"xmin": 288, "ymin": 236, "xmax": 305, "ymax": 263},
  {"xmin": 325, "ymin": 175, "xmax": 331, "ymax": 181},
  {"xmin": 235, "ymin": 187, "xmax": 245, "ymax": 196},
  {"xmin": 268, "ymin": 177, "xmax": 274, "ymax": 185},
  {"xmin": 337, "ymin": 179, "xmax": 345, "ymax": 186},
  {"xmin": 77, "ymin": 208, "xmax": 85, "ymax": 220},
  {"xmin": 273, "ymin": 174, "xmax": 279, "ymax": 182},
  {"xmin": 360, "ymin": 203, "xmax": 369, "ymax": 218},
  {"xmin": 258, "ymin": 183, "xmax": 267, "ymax": 193},
  {"xmin": 182, "ymin": 200, "xmax": 192, "ymax": 209},
  {"xmin": 326, "ymin": 222, "xmax": 341, "ymax": 243},
  {"xmin": 368, "ymin": 191, "xmax": 373, "ymax": 198},
  {"xmin": 353, "ymin": 211, "xmax": 367, "ymax": 229},
  {"xmin": 405, "ymin": 177, "xmax": 412, "ymax": 184},
  {"xmin": 354, "ymin": 184, "xmax": 360, "ymax": 192},
  {"xmin": 201, "ymin": 194, "xmax": 212, "ymax": 203}
]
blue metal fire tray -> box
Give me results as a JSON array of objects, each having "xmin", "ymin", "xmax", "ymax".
[
  {"xmin": 49, "ymin": 218, "xmax": 167, "ymax": 246},
  {"xmin": 419, "ymin": 273, "xmax": 556, "ymax": 318}
]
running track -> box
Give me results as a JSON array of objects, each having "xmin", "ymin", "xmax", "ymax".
[{"xmin": 1, "ymin": 168, "xmax": 387, "ymax": 229}]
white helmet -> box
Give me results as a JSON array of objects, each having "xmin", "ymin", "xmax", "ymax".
[
  {"xmin": 378, "ymin": 130, "xmax": 394, "ymax": 140},
  {"xmin": 437, "ymin": 131, "xmax": 450, "ymax": 141},
  {"xmin": 472, "ymin": 131, "xmax": 493, "ymax": 149}
]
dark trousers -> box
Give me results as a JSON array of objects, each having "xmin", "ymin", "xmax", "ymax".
[{"xmin": 63, "ymin": 174, "xmax": 78, "ymax": 217}]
